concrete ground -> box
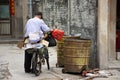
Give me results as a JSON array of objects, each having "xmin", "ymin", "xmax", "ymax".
[{"xmin": 0, "ymin": 44, "xmax": 120, "ymax": 80}]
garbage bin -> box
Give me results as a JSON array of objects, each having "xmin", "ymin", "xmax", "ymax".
[
  {"xmin": 62, "ymin": 39, "xmax": 91, "ymax": 73},
  {"xmin": 56, "ymin": 36, "xmax": 80, "ymax": 67}
]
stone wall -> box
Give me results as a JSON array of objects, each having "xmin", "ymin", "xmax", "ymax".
[
  {"xmin": 70, "ymin": 0, "xmax": 98, "ymax": 68},
  {"xmin": 37, "ymin": 0, "xmax": 69, "ymax": 35},
  {"xmin": 35, "ymin": 0, "xmax": 98, "ymax": 68},
  {"xmin": 14, "ymin": 0, "xmax": 24, "ymax": 38}
]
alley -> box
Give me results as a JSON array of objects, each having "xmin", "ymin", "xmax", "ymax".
[
  {"xmin": 0, "ymin": 44, "xmax": 81, "ymax": 80},
  {"xmin": 1, "ymin": 44, "xmax": 120, "ymax": 80}
]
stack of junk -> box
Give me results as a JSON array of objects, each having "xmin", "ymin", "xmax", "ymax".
[{"xmin": 56, "ymin": 34, "xmax": 92, "ymax": 74}]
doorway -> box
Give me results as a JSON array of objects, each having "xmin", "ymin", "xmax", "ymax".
[
  {"xmin": 98, "ymin": 0, "xmax": 119, "ymax": 69},
  {"xmin": 116, "ymin": 0, "xmax": 120, "ymax": 59},
  {"xmin": 0, "ymin": 0, "xmax": 11, "ymax": 36},
  {"xmin": 116, "ymin": 0, "xmax": 120, "ymax": 52}
]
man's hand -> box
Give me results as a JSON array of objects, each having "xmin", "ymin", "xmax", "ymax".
[{"xmin": 17, "ymin": 41, "xmax": 24, "ymax": 49}]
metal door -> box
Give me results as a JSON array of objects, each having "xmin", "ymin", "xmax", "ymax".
[{"xmin": 0, "ymin": 0, "xmax": 11, "ymax": 36}]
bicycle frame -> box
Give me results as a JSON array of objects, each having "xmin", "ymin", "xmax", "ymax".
[{"xmin": 30, "ymin": 46, "xmax": 50, "ymax": 76}]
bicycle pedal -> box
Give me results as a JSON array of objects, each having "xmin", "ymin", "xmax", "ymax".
[{"xmin": 42, "ymin": 59, "xmax": 45, "ymax": 65}]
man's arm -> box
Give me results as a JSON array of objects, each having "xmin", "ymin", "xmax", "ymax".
[{"xmin": 42, "ymin": 31, "xmax": 51, "ymax": 39}]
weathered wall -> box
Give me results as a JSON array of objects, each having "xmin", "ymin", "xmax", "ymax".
[
  {"xmin": 70, "ymin": 0, "xmax": 98, "ymax": 68},
  {"xmin": 37, "ymin": 0, "xmax": 69, "ymax": 35},
  {"xmin": 36, "ymin": 0, "xmax": 98, "ymax": 68},
  {"xmin": 22, "ymin": 0, "xmax": 29, "ymax": 27},
  {"xmin": 14, "ymin": 0, "xmax": 23, "ymax": 38},
  {"xmin": 13, "ymin": 0, "xmax": 28, "ymax": 39}
]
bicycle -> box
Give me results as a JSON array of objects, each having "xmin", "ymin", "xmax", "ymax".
[{"xmin": 26, "ymin": 44, "xmax": 50, "ymax": 76}]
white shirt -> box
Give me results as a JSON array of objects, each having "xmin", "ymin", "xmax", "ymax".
[{"xmin": 24, "ymin": 17, "xmax": 50, "ymax": 42}]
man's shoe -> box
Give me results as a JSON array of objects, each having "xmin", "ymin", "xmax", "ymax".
[
  {"xmin": 25, "ymin": 70, "xmax": 31, "ymax": 73},
  {"xmin": 30, "ymin": 69, "xmax": 34, "ymax": 74}
]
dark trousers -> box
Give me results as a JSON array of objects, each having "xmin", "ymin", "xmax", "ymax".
[{"xmin": 24, "ymin": 50, "xmax": 33, "ymax": 72}]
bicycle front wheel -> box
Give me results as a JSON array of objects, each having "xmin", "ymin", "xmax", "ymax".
[{"xmin": 32, "ymin": 52, "xmax": 41, "ymax": 76}]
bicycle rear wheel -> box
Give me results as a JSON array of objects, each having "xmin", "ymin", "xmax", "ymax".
[{"xmin": 32, "ymin": 52, "xmax": 41, "ymax": 76}]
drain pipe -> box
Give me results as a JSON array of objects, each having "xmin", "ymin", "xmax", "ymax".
[
  {"xmin": 68, "ymin": 0, "xmax": 71, "ymax": 35},
  {"xmin": 29, "ymin": 0, "xmax": 32, "ymax": 18}
]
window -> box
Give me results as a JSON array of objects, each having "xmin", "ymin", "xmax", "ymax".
[
  {"xmin": 0, "ymin": 0, "xmax": 10, "ymax": 20},
  {"xmin": 0, "ymin": 5, "xmax": 10, "ymax": 19}
]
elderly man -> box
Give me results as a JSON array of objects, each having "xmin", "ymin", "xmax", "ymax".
[{"xmin": 24, "ymin": 12, "xmax": 50, "ymax": 73}]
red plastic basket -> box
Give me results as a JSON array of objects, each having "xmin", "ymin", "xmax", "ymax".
[{"xmin": 52, "ymin": 29, "xmax": 64, "ymax": 41}]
